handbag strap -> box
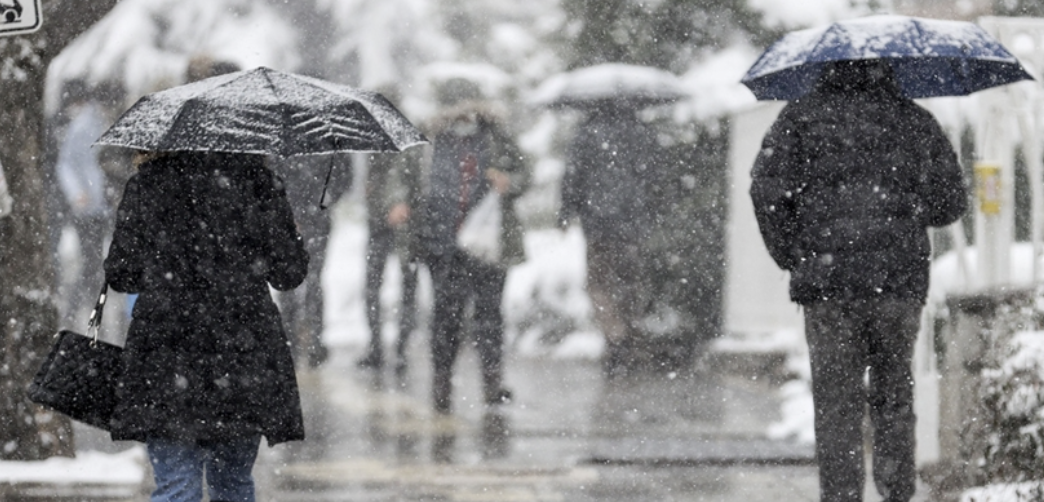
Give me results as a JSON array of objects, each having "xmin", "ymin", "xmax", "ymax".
[{"xmin": 86, "ymin": 282, "xmax": 108, "ymax": 346}]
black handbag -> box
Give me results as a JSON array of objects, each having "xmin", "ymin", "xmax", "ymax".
[{"xmin": 27, "ymin": 283, "xmax": 123, "ymax": 431}]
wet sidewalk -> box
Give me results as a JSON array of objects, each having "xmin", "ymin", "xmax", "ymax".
[{"xmin": 253, "ymin": 343, "xmax": 819, "ymax": 502}]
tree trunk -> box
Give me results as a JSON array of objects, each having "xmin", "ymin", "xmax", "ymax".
[{"xmin": 0, "ymin": 0, "xmax": 119, "ymax": 461}]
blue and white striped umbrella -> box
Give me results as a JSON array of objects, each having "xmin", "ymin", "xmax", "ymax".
[{"xmin": 741, "ymin": 15, "xmax": 1034, "ymax": 101}]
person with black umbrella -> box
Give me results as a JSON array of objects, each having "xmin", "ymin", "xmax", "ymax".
[
  {"xmin": 95, "ymin": 67, "xmax": 426, "ymax": 502},
  {"xmin": 749, "ymin": 59, "xmax": 967, "ymax": 502},
  {"xmin": 105, "ymin": 151, "xmax": 309, "ymax": 502}
]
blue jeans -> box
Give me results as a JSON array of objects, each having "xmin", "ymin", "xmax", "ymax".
[{"xmin": 147, "ymin": 436, "xmax": 261, "ymax": 502}]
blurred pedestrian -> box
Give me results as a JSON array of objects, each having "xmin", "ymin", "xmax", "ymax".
[
  {"xmin": 357, "ymin": 86, "xmax": 423, "ymax": 373},
  {"xmin": 749, "ymin": 60, "xmax": 967, "ymax": 502},
  {"xmin": 558, "ymin": 103, "xmax": 656, "ymax": 378},
  {"xmin": 414, "ymin": 78, "xmax": 530, "ymax": 413},
  {"xmin": 105, "ymin": 151, "xmax": 309, "ymax": 502},
  {"xmin": 275, "ymin": 153, "xmax": 352, "ymax": 368},
  {"xmin": 53, "ymin": 79, "xmax": 113, "ymax": 328}
]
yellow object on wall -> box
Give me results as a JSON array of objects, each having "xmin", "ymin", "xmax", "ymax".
[{"xmin": 975, "ymin": 162, "xmax": 1002, "ymax": 215}]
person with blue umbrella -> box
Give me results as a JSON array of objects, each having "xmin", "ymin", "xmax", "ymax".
[
  {"xmin": 746, "ymin": 17, "xmax": 1032, "ymax": 502},
  {"xmin": 750, "ymin": 56, "xmax": 967, "ymax": 502}
]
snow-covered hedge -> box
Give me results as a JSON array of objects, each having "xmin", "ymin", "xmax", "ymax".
[{"xmin": 960, "ymin": 286, "xmax": 1044, "ymax": 500}]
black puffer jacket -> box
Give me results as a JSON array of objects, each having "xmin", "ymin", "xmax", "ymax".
[
  {"xmin": 104, "ymin": 152, "xmax": 308, "ymax": 445},
  {"xmin": 750, "ymin": 64, "xmax": 967, "ymax": 305}
]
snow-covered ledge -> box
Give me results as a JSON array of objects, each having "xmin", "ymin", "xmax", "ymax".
[{"xmin": 0, "ymin": 447, "xmax": 147, "ymax": 499}]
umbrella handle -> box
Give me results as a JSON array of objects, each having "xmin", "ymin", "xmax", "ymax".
[
  {"xmin": 319, "ymin": 158, "xmax": 334, "ymax": 210},
  {"xmin": 87, "ymin": 282, "xmax": 109, "ymax": 347}
]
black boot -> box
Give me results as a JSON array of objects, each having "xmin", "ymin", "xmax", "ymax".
[
  {"xmin": 484, "ymin": 387, "xmax": 513, "ymax": 406},
  {"xmin": 356, "ymin": 348, "xmax": 383, "ymax": 369}
]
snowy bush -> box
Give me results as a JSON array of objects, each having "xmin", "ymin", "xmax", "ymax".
[
  {"xmin": 962, "ymin": 481, "xmax": 1044, "ymax": 502},
  {"xmin": 966, "ymin": 287, "xmax": 1044, "ymax": 489}
]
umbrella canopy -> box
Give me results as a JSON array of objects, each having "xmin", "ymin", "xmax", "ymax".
[
  {"xmin": 529, "ymin": 63, "xmax": 689, "ymax": 109},
  {"xmin": 741, "ymin": 15, "xmax": 1034, "ymax": 101},
  {"xmin": 95, "ymin": 67, "xmax": 428, "ymax": 156}
]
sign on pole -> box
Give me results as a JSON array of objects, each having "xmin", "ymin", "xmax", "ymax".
[{"xmin": 0, "ymin": 0, "xmax": 42, "ymax": 37}]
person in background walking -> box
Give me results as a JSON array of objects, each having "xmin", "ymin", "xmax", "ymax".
[
  {"xmin": 53, "ymin": 79, "xmax": 113, "ymax": 329},
  {"xmin": 558, "ymin": 103, "xmax": 658, "ymax": 378},
  {"xmin": 414, "ymin": 78, "xmax": 530, "ymax": 414},
  {"xmin": 105, "ymin": 151, "xmax": 309, "ymax": 502},
  {"xmin": 750, "ymin": 59, "xmax": 967, "ymax": 502},
  {"xmin": 357, "ymin": 86, "xmax": 423, "ymax": 375}
]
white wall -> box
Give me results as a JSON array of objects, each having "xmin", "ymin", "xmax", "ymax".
[{"xmin": 724, "ymin": 102, "xmax": 801, "ymax": 337}]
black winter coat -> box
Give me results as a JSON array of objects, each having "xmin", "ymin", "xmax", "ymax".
[
  {"xmin": 750, "ymin": 73, "xmax": 967, "ymax": 305},
  {"xmin": 104, "ymin": 153, "xmax": 309, "ymax": 445},
  {"xmin": 560, "ymin": 108, "xmax": 657, "ymax": 243}
]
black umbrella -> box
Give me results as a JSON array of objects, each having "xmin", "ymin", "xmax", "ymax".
[{"xmin": 95, "ymin": 67, "xmax": 427, "ymax": 156}]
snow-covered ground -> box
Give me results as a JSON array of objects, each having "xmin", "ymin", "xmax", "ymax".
[
  {"xmin": 0, "ymin": 447, "xmax": 146, "ymax": 485},
  {"xmin": 962, "ymin": 481, "xmax": 1044, "ymax": 502}
]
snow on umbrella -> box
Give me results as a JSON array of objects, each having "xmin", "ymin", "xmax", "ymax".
[
  {"xmin": 95, "ymin": 67, "xmax": 428, "ymax": 156},
  {"xmin": 529, "ymin": 63, "xmax": 689, "ymax": 109},
  {"xmin": 741, "ymin": 15, "xmax": 1034, "ymax": 101}
]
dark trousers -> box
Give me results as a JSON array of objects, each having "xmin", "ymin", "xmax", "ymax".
[
  {"xmin": 428, "ymin": 249, "xmax": 506, "ymax": 413},
  {"xmin": 804, "ymin": 298, "xmax": 921, "ymax": 502},
  {"xmin": 364, "ymin": 225, "xmax": 418, "ymax": 362},
  {"xmin": 585, "ymin": 237, "xmax": 649, "ymax": 372}
]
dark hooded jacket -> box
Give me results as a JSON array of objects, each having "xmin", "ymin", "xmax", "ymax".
[
  {"xmin": 750, "ymin": 62, "xmax": 967, "ymax": 305},
  {"xmin": 414, "ymin": 102, "xmax": 530, "ymax": 267},
  {"xmin": 104, "ymin": 152, "xmax": 309, "ymax": 445}
]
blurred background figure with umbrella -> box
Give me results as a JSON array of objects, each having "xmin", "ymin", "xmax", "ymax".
[
  {"xmin": 96, "ymin": 66, "xmax": 425, "ymax": 502},
  {"xmin": 531, "ymin": 63, "xmax": 692, "ymax": 378},
  {"xmin": 744, "ymin": 15, "xmax": 1032, "ymax": 502}
]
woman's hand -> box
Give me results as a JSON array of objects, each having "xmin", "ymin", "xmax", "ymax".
[{"xmin": 486, "ymin": 168, "xmax": 510, "ymax": 195}]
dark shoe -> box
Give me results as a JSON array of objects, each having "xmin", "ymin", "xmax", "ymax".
[
  {"xmin": 433, "ymin": 396, "xmax": 452, "ymax": 415},
  {"xmin": 356, "ymin": 350, "xmax": 383, "ymax": 369},
  {"xmin": 485, "ymin": 388, "xmax": 513, "ymax": 406},
  {"xmin": 433, "ymin": 375, "xmax": 453, "ymax": 414},
  {"xmin": 394, "ymin": 357, "xmax": 408, "ymax": 378}
]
